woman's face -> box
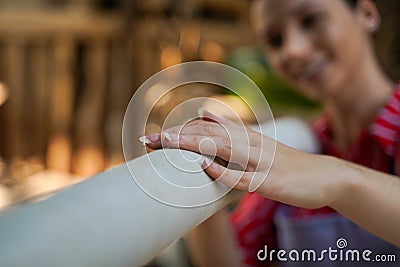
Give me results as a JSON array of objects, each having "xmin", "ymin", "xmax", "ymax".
[{"xmin": 251, "ymin": 0, "xmax": 377, "ymax": 100}]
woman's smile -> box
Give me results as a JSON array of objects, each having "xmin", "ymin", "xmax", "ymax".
[{"xmin": 291, "ymin": 58, "xmax": 330, "ymax": 84}]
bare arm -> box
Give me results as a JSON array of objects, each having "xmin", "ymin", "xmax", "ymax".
[{"xmin": 329, "ymin": 157, "xmax": 400, "ymax": 247}]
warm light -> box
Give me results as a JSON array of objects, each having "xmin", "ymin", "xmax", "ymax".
[
  {"xmin": 0, "ymin": 83, "xmax": 9, "ymax": 106},
  {"xmin": 202, "ymin": 94, "xmax": 255, "ymax": 123},
  {"xmin": 0, "ymin": 185, "xmax": 11, "ymax": 209},
  {"xmin": 46, "ymin": 135, "xmax": 72, "ymax": 172},
  {"xmin": 161, "ymin": 45, "xmax": 182, "ymax": 69},
  {"xmin": 200, "ymin": 41, "xmax": 226, "ymax": 62},
  {"xmin": 21, "ymin": 170, "xmax": 83, "ymax": 203},
  {"xmin": 145, "ymin": 83, "xmax": 171, "ymax": 107},
  {"xmin": 72, "ymin": 146, "xmax": 104, "ymax": 177},
  {"xmin": 179, "ymin": 25, "xmax": 201, "ymax": 59}
]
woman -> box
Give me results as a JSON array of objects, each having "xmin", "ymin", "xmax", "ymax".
[{"xmin": 142, "ymin": 0, "xmax": 400, "ymax": 266}]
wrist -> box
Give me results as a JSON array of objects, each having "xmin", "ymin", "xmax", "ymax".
[{"xmin": 326, "ymin": 156, "xmax": 363, "ymax": 210}]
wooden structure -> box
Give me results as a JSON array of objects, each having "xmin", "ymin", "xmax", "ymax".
[
  {"xmin": 0, "ymin": 0, "xmax": 255, "ymax": 181},
  {"xmin": 0, "ymin": 0, "xmax": 397, "ymax": 184}
]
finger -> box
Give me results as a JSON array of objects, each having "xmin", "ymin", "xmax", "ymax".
[
  {"xmin": 142, "ymin": 120, "xmax": 237, "ymax": 149},
  {"xmin": 142, "ymin": 120, "xmax": 247, "ymax": 148},
  {"xmin": 180, "ymin": 121, "xmax": 246, "ymax": 141},
  {"xmin": 139, "ymin": 125, "xmax": 251, "ymax": 150},
  {"xmin": 198, "ymin": 108, "xmax": 238, "ymax": 126},
  {"xmin": 141, "ymin": 120, "xmax": 263, "ymax": 152},
  {"xmin": 161, "ymin": 134, "xmax": 232, "ymax": 160},
  {"xmin": 163, "ymin": 134, "xmax": 263, "ymax": 169},
  {"xmin": 173, "ymin": 121, "xmax": 262, "ymax": 147},
  {"xmin": 202, "ymin": 159, "xmax": 265, "ymax": 192},
  {"xmin": 199, "ymin": 108, "xmax": 258, "ymax": 133},
  {"xmin": 177, "ymin": 120, "xmax": 229, "ymax": 137},
  {"xmin": 188, "ymin": 119, "xmax": 233, "ymax": 133},
  {"xmin": 139, "ymin": 133, "xmax": 160, "ymax": 147},
  {"xmin": 138, "ymin": 132, "xmax": 168, "ymax": 149}
]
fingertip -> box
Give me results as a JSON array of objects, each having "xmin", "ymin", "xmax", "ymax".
[
  {"xmin": 197, "ymin": 108, "xmax": 218, "ymax": 122},
  {"xmin": 138, "ymin": 136, "xmax": 149, "ymax": 145},
  {"xmin": 163, "ymin": 132, "xmax": 172, "ymax": 141},
  {"xmin": 202, "ymin": 157, "xmax": 212, "ymax": 170},
  {"xmin": 145, "ymin": 141, "xmax": 162, "ymax": 149},
  {"xmin": 139, "ymin": 134, "xmax": 163, "ymax": 149},
  {"xmin": 248, "ymin": 174, "xmax": 262, "ymax": 193},
  {"xmin": 202, "ymin": 158, "xmax": 216, "ymax": 175},
  {"xmin": 197, "ymin": 107, "xmax": 205, "ymax": 117}
]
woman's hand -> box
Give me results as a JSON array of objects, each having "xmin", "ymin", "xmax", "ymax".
[{"xmin": 141, "ymin": 110, "xmax": 343, "ymax": 209}]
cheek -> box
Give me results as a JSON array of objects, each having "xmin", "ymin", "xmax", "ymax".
[
  {"xmin": 321, "ymin": 20, "xmax": 363, "ymax": 70},
  {"xmin": 266, "ymin": 54, "xmax": 288, "ymax": 79},
  {"xmin": 267, "ymin": 55, "xmax": 320, "ymax": 99}
]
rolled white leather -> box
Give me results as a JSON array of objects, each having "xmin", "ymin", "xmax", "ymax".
[{"xmin": 0, "ymin": 149, "xmax": 238, "ymax": 267}]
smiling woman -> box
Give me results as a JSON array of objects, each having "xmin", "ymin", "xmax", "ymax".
[{"xmin": 251, "ymin": 0, "xmax": 389, "ymax": 103}]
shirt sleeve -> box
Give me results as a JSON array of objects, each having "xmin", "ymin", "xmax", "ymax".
[{"xmin": 392, "ymin": 135, "xmax": 400, "ymax": 175}]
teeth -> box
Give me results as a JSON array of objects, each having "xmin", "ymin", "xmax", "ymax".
[
  {"xmin": 291, "ymin": 61, "xmax": 326, "ymax": 80},
  {"xmin": 304, "ymin": 63, "xmax": 319, "ymax": 75}
]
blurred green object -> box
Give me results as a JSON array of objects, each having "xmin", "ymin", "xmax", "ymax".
[{"xmin": 226, "ymin": 47, "xmax": 320, "ymax": 115}]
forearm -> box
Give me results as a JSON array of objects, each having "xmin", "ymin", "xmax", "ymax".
[
  {"xmin": 329, "ymin": 157, "xmax": 400, "ymax": 247},
  {"xmin": 185, "ymin": 210, "xmax": 242, "ymax": 267}
]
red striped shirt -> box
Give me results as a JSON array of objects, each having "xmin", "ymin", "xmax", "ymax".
[{"xmin": 230, "ymin": 83, "xmax": 400, "ymax": 267}]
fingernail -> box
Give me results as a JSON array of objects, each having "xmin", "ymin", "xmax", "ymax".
[
  {"xmin": 138, "ymin": 136, "xmax": 151, "ymax": 145},
  {"xmin": 162, "ymin": 132, "xmax": 170, "ymax": 141},
  {"xmin": 203, "ymin": 158, "xmax": 213, "ymax": 169},
  {"xmin": 163, "ymin": 132, "xmax": 179, "ymax": 141},
  {"xmin": 197, "ymin": 107, "xmax": 206, "ymax": 117},
  {"xmin": 138, "ymin": 133, "xmax": 160, "ymax": 144}
]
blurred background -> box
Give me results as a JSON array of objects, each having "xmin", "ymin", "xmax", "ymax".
[
  {"xmin": 0, "ymin": 0, "xmax": 312, "ymax": 207},
  {"xmin": 0, "ymin": 0, "xmax": 398, "ymax": 266}
]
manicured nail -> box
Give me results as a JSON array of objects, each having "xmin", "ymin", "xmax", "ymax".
[
  {"xmin": 163, "ymin": 132, "xmax": 179, "ymax": 141},
  {"xmin": 138, "ymin": 133, "xmax": 160, "ymax": 145},
  {"xmin": 198, "ymin": 107, "xmax": 219, "ymax": 121},
  {"xmin": 163, "ymin": 132, "xmax": 172, "ymax": 141},
  {"xmin": 138, "ymin": 136, "xmax": 151, "ymax": 145},
  {"xmin": 197, "ymin": 107, "xmax": 206, "ymax": 117},
  {"xmin": 203, "ymin": 158, "xmax": 213, "ymax": 169}
]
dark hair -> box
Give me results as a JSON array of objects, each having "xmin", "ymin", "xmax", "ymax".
[
  {"xmin": 345, "ymin": 0, "xmax": 358, "ymax": 8},
  {"xmin": 250, "ymin": 0, "xmax": 361, "ymax": 9}
]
